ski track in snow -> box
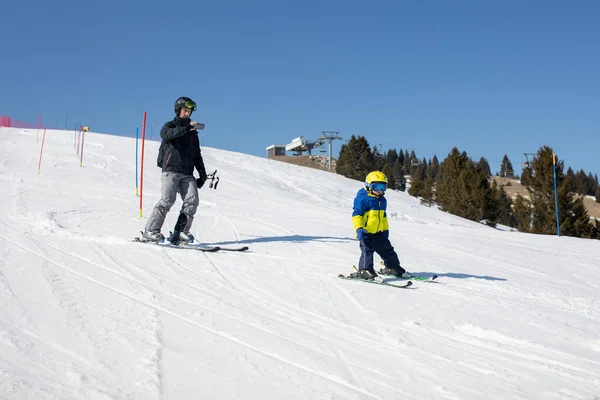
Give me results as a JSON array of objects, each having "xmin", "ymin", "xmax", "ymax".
[
  {"xmin": 1, "ymin": 128, "xmax": 599, "ymax": 399},
  {"xmin": 1, "ymin": 226, "xmax": 403, "ymax": 398}
]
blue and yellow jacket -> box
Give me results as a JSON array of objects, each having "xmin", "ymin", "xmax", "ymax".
[{"xmin": 352, "ymin": 188, "xmax": 389, "ymax": 235}]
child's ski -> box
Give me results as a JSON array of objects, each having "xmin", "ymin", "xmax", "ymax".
[
  {"xmin": 337, "ymin": 274, "xmax": 413, "ymax": 289},
  {"xmin": 377, "ymin": 270, "xmax": 438, "ymax": 282},
  {"xmin": 376, "ymin": 262, "xmax": 438, "ymax": 282}
]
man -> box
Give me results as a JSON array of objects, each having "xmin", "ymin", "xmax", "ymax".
[{"xmin": 142, "ymin": 97, "xmax": 208, "ymax": 244}]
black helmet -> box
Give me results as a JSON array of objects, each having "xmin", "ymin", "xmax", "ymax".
[{"xmin": 174, "ymin": 97, "xmax": 197, "ymax": 115}]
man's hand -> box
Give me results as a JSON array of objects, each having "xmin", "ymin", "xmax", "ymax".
[
  {"xmin": 190, "ymin": 122, "xmax": 205, "ymax": 131},
  {"xmin": 196, "ymin": 176, "xmax": 207, "ymax": 189}
]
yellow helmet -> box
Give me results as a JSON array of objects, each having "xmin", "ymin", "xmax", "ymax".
[
  {"xmin": 365, "ymin": 171, "xmax": 388, "ymax": 185},
  {"xmin": 365, "ymin": 171, "xmax": 388, "ymax": 193}
]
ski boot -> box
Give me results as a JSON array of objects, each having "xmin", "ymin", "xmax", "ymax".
[
  {"xmin": 180, "ymin": 231, "xmax": 195, "ymax": 243},
  {"xmin": 168, "ymin": 231, "xmax": 183, "ymax": 245},
  {"xmin": 141, "ymin": 230, "xmax": 165, "ymax": 243},
  {"xmin": 379, "ymin": 267, "xmax": 413, "ymax": 279},
  {"xmin": 349, "ymin": 269, "xmax": 378, "ymax": 280}
]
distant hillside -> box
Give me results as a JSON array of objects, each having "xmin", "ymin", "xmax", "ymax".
[
  {"xmin": 269, "ymin": 155, "xmax": 337, "ymax": 172},
  {"xmin": 268, "ymin": 159, "xmax": 600, "ymax": 220},
  {"xmin": 493, "ymin": 176, "xmax": 600, "ymax": 220}
]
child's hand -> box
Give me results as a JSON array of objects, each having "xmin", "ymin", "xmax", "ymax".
[{"xmin": 356, "ymin": 228, "xmax": 367, "ymax": 241}]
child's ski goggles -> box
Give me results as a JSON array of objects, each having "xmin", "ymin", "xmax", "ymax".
[{"xmin": 369, "ymin": 182, "xmax": 387, "ymax": 192}]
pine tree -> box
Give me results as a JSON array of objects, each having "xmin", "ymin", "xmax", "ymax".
[
  {"xmin": 494, "ymin": 185, "xmax": 516, "ymax": 227},
  {"xmin": 459, "ymin": 164, "xmax": 492, "ymax": 221},
  {"xmin": 420, "ymin": 177, "xmax": 435, "ymax": 207},
  {"xmin": 435, "ymin": 148, "xmax": 494, "ymax": 222},
  {"xmin": 373, "ymin": 146, "xmax": 386, "ymax": 170},
  {"xmin": 408, "ymin": 151, "xmax": 419, "ymax": 176},
  {"xmin": 566, "ymin": 167, "xmax": 575, "ymax": 192},
  {"xmin": 485, "ymin": 181, "xmax": 516, "ymax": 228},
  {"xmin": 596, "ymin": 185, "xmax": 600, "ymax": 203},
  {"xmin": 427, "ymin": 155, "xmax": 440, "ymax": 180},
  {"xmin": 561, "ymin": 197, "xmax": 594, "ymax": 238},
  {"xmin": 513, "ymin": 194, "xmax": 532, "ymax": 232},
  {"xmin": 398, "ymin": 176, "xmax": 407, "ymax": 192},
  {"xmin": 403, "ymin": 149, "xmax": 411, "ymax": 170},
  {"xmin": 520, "ymin": 166, "xmax": 533, "ymax": 186},
  {"xmin": 391, "ymin": 159, "xmax": 406, "ymax": 191},
  {"xmin": 586, "ymin": 172, "xmax": 596, "ymax": 195},
  {"xmin": 408, "ymin": 163, "xmax": 427, "ymax": 197},
  {"xmin": 336, "ymin": 135, "xmax": 375, "ymax": 181},
  {"xmin": 529, "ymin": 148, "xmax": 557, "ymax": 234},
  {"xmin": 385, "ymin": 149, "xmax": 398, "ymax": 165},
  {"xmin": 435, "ymin": 148, "xmax": 468, "ymax": 215},
  {"xmin": 574, "ymin": 169, "xmax": 587, "ymax": 194},
  {"xmin": 382, "ymin": 162, "xmax": 395, "ymax": 192},
  {"xmin": 528, "ymin": 146, "xmax": 595, "ymax": 238},
  {"xmin": 409, "ymin": 150, "xmax": 418, "ymax": 164},
  {"xmin": 478, "ymin": 157, "xmax": 492, "ymax": 180},
  {"xmin": 397, "ymin": 150, "xmax": 405, "ymax": 168},
  {"xmin": 500, "ymin": 155, "xmax": 514, "ymax": 178}
]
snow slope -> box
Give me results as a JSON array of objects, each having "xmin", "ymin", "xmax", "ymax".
[{"xmin": 0, "ymin": 127, "xmax": 599, "ymax": 400}]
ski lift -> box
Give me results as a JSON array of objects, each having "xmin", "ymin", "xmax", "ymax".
[{"xmin": 521, "ymin": 152, "xmax": 536, "ymax": 169}]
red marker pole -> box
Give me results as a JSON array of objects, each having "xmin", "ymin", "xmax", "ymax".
[
  {"xmin": 36, "ymin": 112, "xmax": 42, "ymax": 142},
  {"xmin": 79, "ymin": 129, "xmax": 86, "ymax": 167},
  {"xmin": 37, "ymin": 128, "xmax": 47, "ymax": 174}
]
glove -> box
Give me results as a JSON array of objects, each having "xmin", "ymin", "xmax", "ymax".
[
  {"xmin": 196, "ymin": 176, "xmax": 207, "ymax": 189},
  {"xmin": 356, "ymin": 228, "xmax": 367, "ymax": 241}
]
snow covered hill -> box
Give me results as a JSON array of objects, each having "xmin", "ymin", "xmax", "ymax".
[{"xmin": 1, "ymin": 127, "xmax": 599, "ymax": 400}]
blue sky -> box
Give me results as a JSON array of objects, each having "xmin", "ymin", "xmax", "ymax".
[{"xmin": 1, "ymin": 0, "xmax": 599, "ymax": 176}]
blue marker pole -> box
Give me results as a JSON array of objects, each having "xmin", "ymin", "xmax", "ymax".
[
  {"xmin": 552, "ymin": 153, "xmax": 561, "ymax": 237},
  {"xmin": 136, "ymin": 126, "xmax": 139, "ymax": 196}
]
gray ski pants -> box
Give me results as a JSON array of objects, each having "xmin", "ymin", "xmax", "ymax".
[{"xmin": 144, "ymin": 172, "xmax": 199, "ymax": 233}]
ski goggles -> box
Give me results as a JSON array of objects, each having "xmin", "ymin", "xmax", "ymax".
[
  {"xmin": 369, "ymin": 182, "xmax": 387, "ymax": 192},
  {"xmin": 183, "ymin": 100, "xmax": 197, "ymax": 111}
]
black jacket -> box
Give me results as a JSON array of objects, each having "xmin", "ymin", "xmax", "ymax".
[{"xmin": 157, "ymin": 117, "xmax": 207, "ymax": 179}]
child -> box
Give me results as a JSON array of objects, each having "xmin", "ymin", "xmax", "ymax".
[{"xmin": 350, "ymin": 171, "xmax": 410, "ymax": 280}]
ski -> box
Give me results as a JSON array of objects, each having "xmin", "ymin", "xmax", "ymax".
[
  {"xmin": 165, "ymin": 229, "xmax": 249, "ymax": 252},
  {"xmin": 377, "ymin": 270, "xmax": 438, "ymax": 282},
  {"xmin": 376, "ymin": 262, "xmax": 438, "ymax": 282},
  {"xmin": 163, "ymin": 243, "xmax": 221, "ymax": 252},
  {"xmin": 218, "ymin": 246, "xmax": 249, "ymax": 252},
  {"xmin": 133, "ymin": 237, "xmax": 221, "ymax": 252},
  {"xmin": 337, "ymin": 274, "xmax": 413, "ymax": 289}
]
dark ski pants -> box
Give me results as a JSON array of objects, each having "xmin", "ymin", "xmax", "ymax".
[
  {"xmin": 358, "ymin": 232, "xmax": 401, "ymax": 272},
  {"xmin": 145, "ymin": 172, "xmax": 199, "ymax": 234}
]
